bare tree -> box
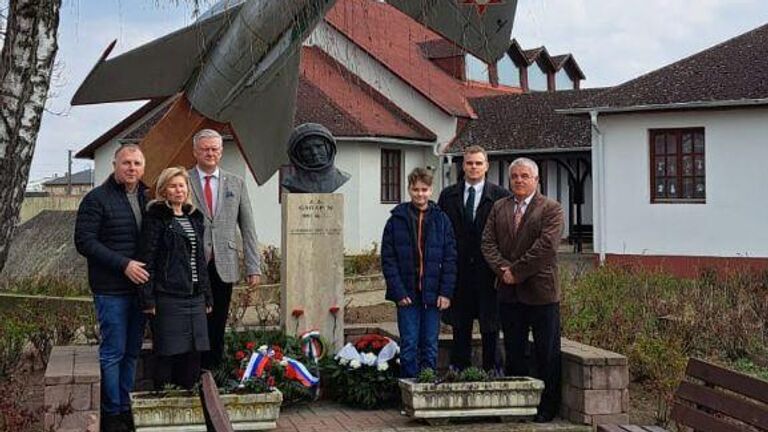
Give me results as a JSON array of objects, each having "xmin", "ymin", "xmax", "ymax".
[{"xmin": 0, "ymin": 0, "xmax": 61, "ymax": 272}]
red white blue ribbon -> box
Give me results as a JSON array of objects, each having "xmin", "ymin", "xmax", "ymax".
[{"xmin": 283, "ymin": 356, "xmax": 320, "ymax": 387}]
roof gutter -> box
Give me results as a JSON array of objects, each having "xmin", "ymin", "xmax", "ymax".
[
  {"xmin": 443, "ymin": 146, "xmax": 591, "ymax": 157},
  {"xmin": 335, "ymin": 136, "xmax": 435, "ymax": 147},
  {"xmin": 558, "ymin": 98, "xmax": 768, "ymax": 115},
  {"xmin": 590, "ymin": 111, "xmax": 607, "ymax": 265}
]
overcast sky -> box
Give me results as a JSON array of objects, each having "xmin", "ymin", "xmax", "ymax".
[{"xmin": 27, "ymin": 0, "xmax": 768, "ymax": 180}]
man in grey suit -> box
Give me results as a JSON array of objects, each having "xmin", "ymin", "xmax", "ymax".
[{"xmin": 189, "ymin": 129, "xmax": 261, "ymax": 369}]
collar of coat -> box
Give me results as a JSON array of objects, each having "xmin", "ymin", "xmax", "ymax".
[{"xmin": 146, "ymin": 201, "xmax": 199, "ymax": 218}]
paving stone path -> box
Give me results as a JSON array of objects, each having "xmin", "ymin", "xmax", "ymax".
[{"xmin": 275, "ymin": 401, "xmax": 589, "ymax": 432}]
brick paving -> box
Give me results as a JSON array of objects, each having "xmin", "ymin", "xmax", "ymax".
[{"xmin": 275, "ymin": 401, "xmax": 590, "ymax": 432}]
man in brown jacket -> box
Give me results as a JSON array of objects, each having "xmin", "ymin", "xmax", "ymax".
[{"xmin": 481, "ymin": 157, "xmax": 565, "ymax": 422}]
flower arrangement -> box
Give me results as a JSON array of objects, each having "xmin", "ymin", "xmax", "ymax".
[
  {"xmin": 216, "ymin": 329, "xmax": 321, "ymax": 405},
  {"xmin": 320, "ymin": 333, "xmax": 400, "ymax": 409}
]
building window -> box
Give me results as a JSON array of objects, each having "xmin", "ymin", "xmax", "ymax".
[
  {"xmin": 465, "ymin": 54, "xmax": 489, "ymax": 83},
  {"xmin": 555, "ymin": 71, "xmax": 573, "ymax": 91},
  {"xmin": 497, "ymin": 56, "xmax": 520, "ymax": 87},
  {"xmin": 528, "ymin": 63, "xmax": 548, "ymax": 91},
  {"xmin": 381, "ymin": 149, "xmax": 401, "ymax": 203},
  {"xmin": 650, "ymin": 128, "xmax": 706, "ymax": 203}
]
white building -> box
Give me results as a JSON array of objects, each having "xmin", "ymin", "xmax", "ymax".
[{"xmin": 563, "ymin": 23, "xmax": 768, "ymax": 276}]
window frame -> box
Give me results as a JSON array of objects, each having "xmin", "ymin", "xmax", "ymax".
[
  {"xmin": 649, "ymin": 127, "xmax": 706, "ymax": 204},
  {"xmin": 380, "ymin": 149, "xmax": 402, "ymax": 204}
]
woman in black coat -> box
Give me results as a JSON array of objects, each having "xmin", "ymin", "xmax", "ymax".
[{"xmin": 137, "ymin": 166, "xmax": 213, "ymax": 390}]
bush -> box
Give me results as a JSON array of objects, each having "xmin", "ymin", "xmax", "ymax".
[
  {"xmin": 1, "ymin": 276, "xmax": 89, "ymax": 297},
  {"xmin": 561, "ymin": 264, "xmax": 768, "ymax": 424},
  {"xmin": 345, "ymin": 243, "xmax": 381, "ymax": 276},
  {"xmin": 260, "ymin": 246, "xmax": 281, "ymax": 284}
]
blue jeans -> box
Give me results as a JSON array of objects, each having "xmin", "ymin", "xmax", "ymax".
[
  {"xmin": 94, "ymin": 295, "xmax": 145, "ymax": 415},
  {"xmin": 396, "ymin": 296, "xmax": 440, "ymax": 378}
]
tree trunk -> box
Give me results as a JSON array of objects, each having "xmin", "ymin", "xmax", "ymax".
[{"xmin": 0, "ymin": 0, "xmax": 61, "ymax": 273}]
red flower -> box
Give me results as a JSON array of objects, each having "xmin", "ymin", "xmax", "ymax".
[
  {"xmin": 329, "ymin": 305, "xmax": 340, "ymax": 315},
  {"xmin": 237, "ymin": 368, "xmax": 245, "ymax": 379},
  {"xmin": 245, "ymin": 341, "xmax": 256, "ymax": 350},
  {"xmin": 272, "ymin": 345, "xmax": 284, "ymax": 360},
  {"xmin": 292, "ymin": 308, "xmax": 304, "ymax": 318},
  {"xmin": 235, "ymin": 350, "xmax": 246, "ymax": 361},
  {"xmin": 267, "ymin": 376, "xmax": 276, "ymax": 388}
]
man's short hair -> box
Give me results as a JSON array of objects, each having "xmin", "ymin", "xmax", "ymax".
[
  {"xmin": 113, "ymin": 143, "xmax": 143, "ymax": 161},
  {"xmin": 463, "ymin": 145, "xmax": 488, "ymax": 161},
  {"xmin": 408, "ymin": 167, "xmax": 433, "ymax": 187},
  {"xmin": 193, "ymin": 129, "xmax": 223, "ymax": 149},
  {"xmin": 509, "ymin": 157, "xmax": 539, "ymax": 178}
]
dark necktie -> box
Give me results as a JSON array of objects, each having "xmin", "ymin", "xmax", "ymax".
[{"xmin": 464, "ymin": 186, "xmax": 475, "ymax": 223}]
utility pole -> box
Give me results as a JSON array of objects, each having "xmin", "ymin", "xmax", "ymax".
[{"xmin": 67, "ymin": 149, "xmax": 73, "ymax": 195}]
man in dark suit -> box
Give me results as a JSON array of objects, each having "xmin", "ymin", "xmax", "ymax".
[
  {"xmin": 481, "ymin": 157, "xmax": 565, "ymax": 422},
  {"xmin": 438, "ymin": 145, "xmax": 509, "ymax": 372},
  {"xmin": 188, "ymin": 129, "xmax": 262, "ymax": 369}
]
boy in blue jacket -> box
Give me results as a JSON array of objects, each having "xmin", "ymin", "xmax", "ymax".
[{"xmin": 381, "ymin": 168, "xmax": 457, "ymax": 378}]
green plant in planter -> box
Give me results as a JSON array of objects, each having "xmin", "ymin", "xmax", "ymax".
[
  {"xmin": 416, "ymin": 368, "xmax": 437, "ymax": 383},
  {"xmin": 416, "ymin": 366, "xmax": 490, "ymax": 384},
  {"xmin": 457, "ymin": 367, "xmax": 489, "ymax": 382}
]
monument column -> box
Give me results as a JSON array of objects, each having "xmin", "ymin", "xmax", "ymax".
[{"xmin": 281, "ymin": 193, "xmax": 345, "ymax": 351}]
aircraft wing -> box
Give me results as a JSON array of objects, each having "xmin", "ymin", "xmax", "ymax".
[
  {"xmin": 71, "ymin": 3, "xmax": 243, "ymax": 105},
  {"xmin": 387, "ymin": 0, "xmax": 518, "ymax": 64},
  {"xmin": 226, "ymin": 48, "xmax": 301, "ymax": 185}
]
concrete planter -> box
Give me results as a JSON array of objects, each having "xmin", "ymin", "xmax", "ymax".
[
  {"xmin": 399, "ymin": 377, "xmax": 544, "ymax": 423},
  {"xmin": 130, "ymin": 389, "xmax": 282, "ymax": 431}
]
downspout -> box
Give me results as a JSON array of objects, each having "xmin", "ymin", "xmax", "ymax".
[
  {"xmin": 590, "ymin": 111, "xmax": 607, "ymax": 265},
  {"xmin": 433, "ymin": 141, "xmax": 449, "ymax": 190}
]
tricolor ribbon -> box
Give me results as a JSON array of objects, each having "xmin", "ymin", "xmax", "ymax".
[
  {"xmin": 240, "ymin": 351, "xmax": 270, "ymax": 386},
  {"xmin": 283, "ymin": 356, "xmax": 320, "ymax": 387}
]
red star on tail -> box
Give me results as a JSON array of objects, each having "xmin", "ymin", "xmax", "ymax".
[{"xmin": 462, "ymin": 0, "xmax": 505, "ymax": 16}]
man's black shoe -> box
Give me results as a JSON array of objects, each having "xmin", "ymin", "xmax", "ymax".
[
  {"xmin": 102, "ymin": 414, "xmax": 130, "ymax": 432},
  {"xmin": 533, "ymin": 413, "xmax": 555, "ymax": 423},
  {"xmin": 120, "ymin": 411, "xmax": 135, "ymax": 431}
]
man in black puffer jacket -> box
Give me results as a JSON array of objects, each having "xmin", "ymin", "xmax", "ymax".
[{"xmin": 75, "ymin": 144, "xmax": 149, "ymax": 432}]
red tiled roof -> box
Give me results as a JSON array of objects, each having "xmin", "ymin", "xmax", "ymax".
[
  {"xmin": 299, "ymin": 47, "xmax": 436, "ymax": 141},
  {"xmin": 325, "ymin": 0, "xmax": 514, "ymax": 119}
]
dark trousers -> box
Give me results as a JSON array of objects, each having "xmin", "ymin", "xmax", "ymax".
[
  {"xmin": 500, "ymin": 301, "xmax": 562, "ymax": 417},
  {"xmin": 450, "ymin": 324, "xmax": 499, "ymax": 371},
  {"xmin": 154, "ymin": 351, "xmax": 201, "ymax": 390},
  {"xmin": 201, "ymin": 262, "xmax": 233, "ymax": 370}
]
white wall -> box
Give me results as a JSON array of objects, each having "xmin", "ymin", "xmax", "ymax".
[{"xmin": 597, "ymin": 108, "xmax": 768, "ymax": 257}]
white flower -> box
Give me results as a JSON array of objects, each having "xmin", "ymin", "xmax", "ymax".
[
  {"xmin": 349, "ymin": 360, "xmax": 361, "ymax": 369},
  {"xmin": 362, "ymin": 352, "xmax": 377, "ymax": 365},
  {"xmin": 280, "ymin": 359, "xmax": 288, "ymax": 366},
  {"xmin": 377, "ymin": 361, "xmax": 389, "ymax": 372},
  {"xmin": 338, "ymin": 358, "xmax": 349, "ymax": 366},
  {"xmin": 396, "ymin": 358, "xmax": 400, "ymax": 365},
  {"xmin": 257, "ymin": 345, "xmax": 268, "ymax": 354}
]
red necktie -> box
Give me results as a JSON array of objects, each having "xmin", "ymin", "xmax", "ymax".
[{"xmin": 204, "ymin": 175, "xmax": 214, "ymax": 216}]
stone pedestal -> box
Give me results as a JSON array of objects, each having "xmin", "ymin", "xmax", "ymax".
[{"xmin": 281, "ymin": 193, "xmax": 345, "ymax": 351}]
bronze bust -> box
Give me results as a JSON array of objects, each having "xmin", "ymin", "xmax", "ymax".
[{"xmin": 281, "ymin": 123, "xmax": 351, "ymax": 193}]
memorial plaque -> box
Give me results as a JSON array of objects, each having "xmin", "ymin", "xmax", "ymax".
[{"xmin": 281, "ymin": 193, "xmax": 345, "ymax": 350}]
